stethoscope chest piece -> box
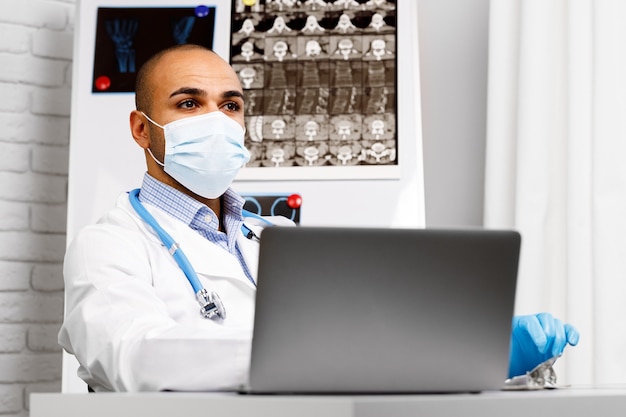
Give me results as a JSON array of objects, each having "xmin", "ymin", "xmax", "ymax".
[{"xmin": 197, "ymin": 288, "xmax": 226, "ymax": 320}]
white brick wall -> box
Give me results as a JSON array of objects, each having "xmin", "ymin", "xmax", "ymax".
[{"xmin": 0, "ymin": 0, "xmax": 75, "ymax": 415}]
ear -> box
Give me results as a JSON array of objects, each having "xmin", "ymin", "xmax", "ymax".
[{"xmin": 130, "ymin": 110, "xmax": 150, "ymax": 149}]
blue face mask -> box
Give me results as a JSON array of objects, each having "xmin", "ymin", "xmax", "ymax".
[{"xmin": 142, "ymin": 111, "xmax": 250, "ymax": 199}]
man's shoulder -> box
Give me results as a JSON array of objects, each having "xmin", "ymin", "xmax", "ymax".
[
  {"xmin": 63, "ymin": 193, "xmax": 155, "ymax": 281},
  {"xmin": 72, "ymin": 193, "xmax": 144, "ymax": 243}
]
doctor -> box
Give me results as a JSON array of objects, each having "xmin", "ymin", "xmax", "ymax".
[{"xmin": 58, "ymin": 44, "xmax": 578, "ymax": 392}]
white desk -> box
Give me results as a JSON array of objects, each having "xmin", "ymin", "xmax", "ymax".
[{"xmin": 30, "ymin": 387, "xmax": 626, "ymax": 417}]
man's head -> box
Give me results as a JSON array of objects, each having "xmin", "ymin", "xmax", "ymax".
[
  {"xmin": 129, "ymin": 44, "xmax": 246, "ymax": 200},
  {"xmin": 133, "ymin": 44, "xmax": 244, "ymax": 124}
]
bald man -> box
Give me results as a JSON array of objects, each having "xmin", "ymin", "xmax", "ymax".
[{"xmin": 58, "ymin": 44, "xmax": 293, "ymax": 392}]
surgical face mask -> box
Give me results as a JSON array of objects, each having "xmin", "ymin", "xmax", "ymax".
[{"xmin": 142, "ymin": 111, "xmax": 250, "ymax": 199}]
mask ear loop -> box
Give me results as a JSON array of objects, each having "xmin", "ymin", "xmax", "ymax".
[
  {"xmin": 140, "ymin": 111, "xmax": 166, "ymax": 167},
  {"xmin": 140, "ymin": 111, "xmax": 164, "ymax": 129},
  {"xmin": 146, "ymin": 148, "xmax": 165, "ymax": 167}
]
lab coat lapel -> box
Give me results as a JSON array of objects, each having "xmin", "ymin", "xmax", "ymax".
[
  {"xmin": 120, "ymin": 193, "xmax": 267, "ymax": 287},
  {"xmin": 237, "ymin": 231, "xmax": 260, "ymax": 283},
  {"xmin": 147, "ymin": 207, "xmax": 254, "ymax": 288}
]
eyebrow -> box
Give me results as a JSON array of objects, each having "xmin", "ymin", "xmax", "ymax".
[
  {"xmin": 222, "ymin": 90, "xmax": 245, "ymax": 101},
  {"xmin": 169, "ymin": 87, "xmax": 206, "ymax": 99},
  {"xmin": 169, "ymin": 87, "xmax": 244, "ymax": 101}
]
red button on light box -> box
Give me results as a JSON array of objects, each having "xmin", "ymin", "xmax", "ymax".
[
  {"xmin": 94, "ymin": 75, "xmax": 111, "ymax": 91},
  {"xmin": 287, "ymin": 194, "xmax": 302, "ymax": 209}
]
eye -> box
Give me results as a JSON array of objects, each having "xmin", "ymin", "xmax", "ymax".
[
  {"xmin": 178, "ymin": 99, "xmax": 197, "ymax": 109},
  {"xmin": 222, "ymin": 101, "xmax": 242, "ymax": 112}
]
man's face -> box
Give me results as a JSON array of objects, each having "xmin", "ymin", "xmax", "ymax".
[{"xmin": 145, "ymin": 49, "xmax": 245, "ymax": 161}]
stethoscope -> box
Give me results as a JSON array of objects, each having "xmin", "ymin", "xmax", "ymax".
[{"xmin": 128, "ymin": 188, "xmax": 272, "ymax": 321}]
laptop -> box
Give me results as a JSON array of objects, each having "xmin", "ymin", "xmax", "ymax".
[{"xmin": 246, "ymin": 226, "xmax": 520, "ymax": 394}]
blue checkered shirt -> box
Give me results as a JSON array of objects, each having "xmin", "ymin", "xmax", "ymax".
[{"xmin": 137, "ymin": 173, "xmax": 255, "ymax": 284}]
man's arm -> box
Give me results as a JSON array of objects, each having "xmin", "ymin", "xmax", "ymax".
[{"xmin": 58, "ymin": 219, "xmax": 253, "ymax": 392}]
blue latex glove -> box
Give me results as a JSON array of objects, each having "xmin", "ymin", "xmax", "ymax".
[{"xmin": 508, "ymin": 312, "xmax": 580, "ymax": 378}]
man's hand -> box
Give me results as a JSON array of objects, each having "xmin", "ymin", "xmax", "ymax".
[{"xmin": 508, "ymin": 312, "xmax": 580, "ymax": 378}]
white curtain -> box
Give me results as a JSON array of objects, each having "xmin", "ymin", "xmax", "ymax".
[{"xmin": 485, "ymin": 0, "xmax": 626, "ymax": 386}]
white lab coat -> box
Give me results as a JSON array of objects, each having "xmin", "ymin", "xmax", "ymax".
[{"xmin": 58, "ymin": 192, "xmax": 293, "ymax": 392}]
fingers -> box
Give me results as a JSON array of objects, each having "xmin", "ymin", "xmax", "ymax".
[
  {"xmin": 565, "ymin": 323, "xmax": 580, "ymax": 346},
  {"xmin": 519, "ymin": 314, "xmax": 548, "ymax": 353},
  {"xmin": 536, "ymin": 313, "xmax": 574, "ymax": 357},
  {"xmin": 537, "ymin": 313, "xmax": 564, "ymax": 357}
]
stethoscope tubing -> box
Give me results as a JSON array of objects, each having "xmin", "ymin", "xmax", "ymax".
[
  {"xmin": 127, "ymin": 188, "xmax": 273, "ymax": 320},
  {"xmin": 128, "ymin": 188, "xmax": 204, "ymax": 293}
]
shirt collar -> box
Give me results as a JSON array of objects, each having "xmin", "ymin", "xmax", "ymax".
[{"xmin": 138, "ymin": 173, "xmax": 246, "ymax": 228}]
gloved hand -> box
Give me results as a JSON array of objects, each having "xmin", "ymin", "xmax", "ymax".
[{"xmin": 508, "ymin": 312, "xmax": 580, "ymax": 378}]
